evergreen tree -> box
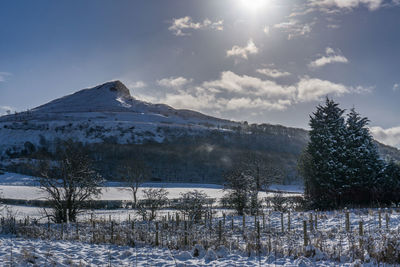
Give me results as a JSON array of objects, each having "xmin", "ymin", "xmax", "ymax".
[
  {"xmin": 305, "ymin": 98, "xmax": 347, "ymax": 209},
  {"xmin": 379, "ymin": 161, "xmax": 400, "ymax": 205},
  {"xmin": 302, "ymin": 99, "xmax": 390, "ymax": 209},
  {"xmin": 343, "ymin": 108, "xmax": 384, "ymax": 205}
]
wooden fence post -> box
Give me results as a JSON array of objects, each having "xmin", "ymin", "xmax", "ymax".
[
  {"xmin": 218, "ymin": 220, "xmax": 222, "ymax": 243},
  {"xmin": 314, "ymin": 211, "xmax": 318, "ymax": 230},
  {"xmin": 111, "ymin": 221, "xmax": 114, "ymax": 243},
  {"xmin": 386, "ymin": 213, "xmax": 390, "ymax": 230},
  {"xmin": 61, "ymin": 222, "xmax": 64, "ymax": 240},
  {"xmin": 303, "ymin": 220, "xmax": 307, "ymax": 247},
  {"xmin": 345, "ymin": 209, "xmax": 350, "ymax": 232},
  {"xmin": 242, "ymin": 215, "xmax": 246, "ymax": 236},
  {"xmin": 262, "ymin": 213, "xmax": 266, "ymax": 230},
  {"xmin": 184, "ymin": 220, "xmax": 188, "ymax": 247},
  {"xmin": 359, "ymin": 221, "xmax": 364, "ymax": 256},
  {"xmin": 155, "ymin": 222, "xmax": 159, "ymax": 246},
  {"xmin": 378, "ymin": 209, "xmax": 382, "ymax": 229}
]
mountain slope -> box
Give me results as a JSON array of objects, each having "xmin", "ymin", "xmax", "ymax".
[{"xmin": 0, "ymin": 81, "xmax": 398, "ymax": 183}]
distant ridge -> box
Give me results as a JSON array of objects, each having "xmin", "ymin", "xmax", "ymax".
[{"xmin": 0, "ymin": 81, "xmax": 399, "ymax": 183}]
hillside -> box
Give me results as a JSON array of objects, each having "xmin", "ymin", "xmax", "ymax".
[{"xmin": 0, "ymin": 81, "xmax": 398, "ymax": 183}]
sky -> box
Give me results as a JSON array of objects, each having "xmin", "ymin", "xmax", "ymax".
[{"xmin": 0, "ymin": 0, "xmax": 399, "ymax": 148}]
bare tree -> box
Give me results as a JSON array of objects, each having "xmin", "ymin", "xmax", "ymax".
[
  {"xmin": 224, "ymin": 151, "xmax": 283, "ymax": 215},
  {"xmin": 118, "ymin": 159, "xmax": 150, "ymax": 208},
  {"xmin": 223, "ymin": 167, "xmax": 254, "ymax": 216},
  {"xmin": 38, "ymin": 142, "xmax": 103, "ymax": 223},
  {"xmin": 175, "ymin": 190, "xmax": 209, "ymax": 224},
  {"xmin": 136, "ymin": 188, "xmax": 168, "ymax": 221}
]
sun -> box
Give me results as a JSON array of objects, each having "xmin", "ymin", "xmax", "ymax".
[{"xmin": 240, "ymin": 0, "xmax": 268, "ymax": 11}]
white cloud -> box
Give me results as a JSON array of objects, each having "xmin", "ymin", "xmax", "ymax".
[
  {"xmin": 263, "ymin": 26, "xmax": 270, "ymax": 35},
  {"xmin": 256, "ymin": 68, "xmax": 291, "ymax": 78},
  {"xmin": 226, "ymin": 39, "xmax": 259, "ymax": 59},
  {"xmin": 393, "ymin": 83, "xmax": 399, "ymax": 91},
  {"xmin": 203, "ymin": 71, "xmax": 296, "ymax": 98},
  {"xmin": 0, "ymin": 105, "xmax": 14, "ymax": 116},
  {"xmin": 273, "ymin": 19, "xmax": 314, "ymax": 39},
  {"xmin": 138, "ymin": 71, "xmax": 370, "ymax": 116},
  {"xmin": 327, "ymin": 24, "xmax": 340, "ymax": 29},
  {"xmin": 370, "ymin": 126, "xmax": 400, "ymax": 148},
  {"xmin": 0, "ymin": 72, "xmax": 11, "ymax": 82},
  {"xmin": 297, "ymin": 77, "xmax": 349, "ymax": 102},
  {"xmin": 168, "ymin": 16, "xmax": 223, "ymax": 36},
  {"xmin": 128, "ymin": 81, "xmax": 147, "ymax": 89},
  {"xmin": 289, "ymin": 7, "xmax": 316, "ymax": 17},
  {"xmin": 157, "ymin": 77, "xmax": 192, "ymax": 88},
  {"xmin": 163, "ymin": 87, "xmax": 221, "ymax": 110},
  {"xmin": 308, "ymin": 0, "xmax": 384, "ymax": 11},
  {"xmin": 309, "ymin": 47, "xmax": 349, "ymax": 68},
  {"xmin": 222, "ymin": 97, "xmax": 291, "ymax": 111}
]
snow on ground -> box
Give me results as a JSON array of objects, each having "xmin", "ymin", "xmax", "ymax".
[
  {"xmin": 0, "ymin": 185, "xmax": 299, "ymax": 201},
  {"xmin": 0, "ymin": 172, "xmax": 302, "ymax": 201},
  {"xmin": 0, "ymin": 172, "xmax": 40, "ymax": 186},
  {"xmin": 268, "ymin": 184, "xmax": 304, "ymax": 193},
  {"xmin": 0, "ymin": 235, "xmax": 372, "ymax": 266}
]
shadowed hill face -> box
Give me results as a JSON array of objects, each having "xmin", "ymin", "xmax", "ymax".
[
  {"xmin": 106, "ymin": 80, "xmax": 131, "ymax": 96},
  {"xmin": 32, "ymin": 81, "xmax": 135, "ymax": 113},
  {"xmin": 23, "ymin": 81, "xmax": 229, "ymax": 123}
]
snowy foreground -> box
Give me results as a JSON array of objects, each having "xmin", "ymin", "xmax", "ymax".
[
  {"xmin": 0, "ymin": 236, "xmax": 372, "ymax": 267},
  {"xmin": 1, "ymin": 207, "xmax": 400, "ymax": 266},
  {"xmin": 3, "ymin": 172, "xmax": 398, "ymax": 266}
]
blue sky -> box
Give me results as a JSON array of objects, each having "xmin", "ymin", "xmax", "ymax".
[{"xmin": 0, "ymin": 0, "xmax": 400, "ymax": 147}]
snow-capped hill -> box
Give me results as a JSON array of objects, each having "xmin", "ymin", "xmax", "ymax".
[
  {"xmin": 0, "ymin": 81, "xmax": 237, "ymax": 157},
  {"xmin": 32, "ymin": 80, "xmax": 134, "ymax": 113},
  {"xmin": 29, "ymin": 80, "xmax": 227, "ymax": 123}
]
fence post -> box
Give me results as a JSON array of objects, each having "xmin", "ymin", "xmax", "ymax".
[
  {"xmin": 76, "ymin": 221, "xmax": 79, "ymax": 240},
  {"xmin": 359, "ymin": 220, "xmax": 364, "ymax": 258},
  {"xmin": 92, "ymin": 221, "xmax": 95, "ymax": 243},
  {"xmin": 262, "ymin": 213, "xmax": 266, "ymax": 230},
  {"xmin": 378, "ymin": 209, "xmax": 382, "ymax": 229},
  {"xmin": 218, "ymin": 220, "xmax": 222, "ymax": 244},
  {"xmin": 314, "ymin": 211, "xmax": 318, "ymax": 230},
  {"xmin": 288, "ymin": 210, "xmax": 291, "ymax": 232},
  {"xmin": 111, "ymin": 221, "xmax": 114, "ymax": 243},
  {"xmin": 61, "ymin": 222, "xmax": 64, "ymax": 240},
  {"xmin": 155, "ymin": 222, "xmax": 159, "ymax": 246},
  {"xmin": 257, "ymin": 221, "xmax": 261, "ymax": 256},
  {"xmin": 176, "ymin": 213, "xmax": 180, "ymax": 228},
  {"xmin": 345, "ymin": 209, "xmax": 350, "ymax": 232},
  {"xmin": 184, "ymin": 220, "xmax": 188, "ymax": 247},
  {"xmin": 386, "ymin": 213, "xmax": 390, "ymax": 230},
  {"xmin": 309, "ymin": 213, "xmax": 314, "ymax": 232},
  {"xmin": 281, "ymin": 212, "xmax": 284, "ymax": 233},
  {"xmin": 242, "ymin": 215, "xmax": 246, "ymax": 236},
  {"xmin": 303, "ymin": 220, "xmax": 307, "ymax": 247}
]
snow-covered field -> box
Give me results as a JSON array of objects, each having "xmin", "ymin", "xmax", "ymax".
[
  {"xmin": 5, "ymin": 171, "xmax": 399, "ymax": 266},
  {"xmin": 1, "ymin": 208, "xmax": 399, "ymax": 266},
  {"xmin": 0, "ymin": 172, "xmax": 302, "ymax": 202},
  {"xmin": 0, "ymin": 236, "xmax": 371, "ymax": 267}
]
